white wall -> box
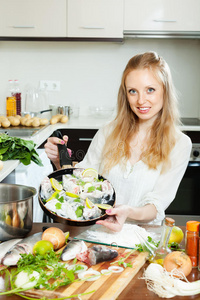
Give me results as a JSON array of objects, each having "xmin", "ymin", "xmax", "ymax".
[{"xmin": 0, "ymin": 38, "xmax": 200, "ymax": 117}]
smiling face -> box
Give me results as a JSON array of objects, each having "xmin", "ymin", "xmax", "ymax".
[{"xmin": 125, "ymin": 68, "xmax": 164, "ymax": 124}]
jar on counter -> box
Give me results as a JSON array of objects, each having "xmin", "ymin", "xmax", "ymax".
[{"xmin": 185, "ymin": 221, "xmax": 199, "ymax": 268}]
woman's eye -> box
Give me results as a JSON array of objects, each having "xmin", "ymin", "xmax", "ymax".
[
  {"xmin": 147, "ymin": 87, "xmax": 155, "ymax": 93},
  {"xmin": 128, "ymin": 89, "xmax": 136, "ymax": 95}
]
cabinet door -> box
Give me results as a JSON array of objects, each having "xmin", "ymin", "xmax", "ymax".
[
  {"xmin": 124, "ymin": 0, "xmax": 200, "ymax": 32},
  {"xmin": 68, "ymin": 0, "xmax": 123, "ymax": 38},
  {"xmin": 0, "ymin": 0, "xmax": 67, "ymax": 37}
]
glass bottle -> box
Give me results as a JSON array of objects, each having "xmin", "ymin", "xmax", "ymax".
[
  {"xmin": 151, "ymin": 217, "xmax": 175, "ymax": 265},
  {"xmin": 186, "ymin": 220, "xmax": 199, "ymax": 268},
  {"xmin": 13, "ymin": 80, "xmax": 21, "ymax": 116},
  {"xmin": 6, "ymin": 80, "xmax": 16, "ymax": 116}
]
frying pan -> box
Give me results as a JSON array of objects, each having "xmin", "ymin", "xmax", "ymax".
[{"xmin": 38, "ymin": 130, "xmax": 115, "ymax": 226}]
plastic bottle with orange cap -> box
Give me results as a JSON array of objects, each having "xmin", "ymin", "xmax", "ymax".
[{"xmin": 185, "ymin": 220, "xmax": 200, "ymax": 268}]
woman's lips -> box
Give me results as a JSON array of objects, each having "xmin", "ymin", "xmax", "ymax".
[{"xmin": 137, "ymin": 107, "xmax": 150, "ymax": 114}]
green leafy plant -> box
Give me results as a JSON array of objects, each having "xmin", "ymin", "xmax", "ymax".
[{"xmin": 0, "ymin": 133, "xmax": 43, "ymax": 166}]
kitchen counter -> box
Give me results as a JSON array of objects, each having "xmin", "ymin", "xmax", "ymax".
[
  {"xmin": 0, "ymin": 223, "xmax": 199, "ymax": 300},
  {"xmin": 0, "ymin": 115, "xmax": 200, "ymax": 183}
]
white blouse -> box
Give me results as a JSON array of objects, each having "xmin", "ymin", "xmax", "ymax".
[{"xmin": 76, "ymin": 124, "xmax": 192, "ymax": 225}]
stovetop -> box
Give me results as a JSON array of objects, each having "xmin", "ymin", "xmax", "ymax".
[{"xmin": 181, "ymin": 118, "xmax": 200, "ymax": 126}]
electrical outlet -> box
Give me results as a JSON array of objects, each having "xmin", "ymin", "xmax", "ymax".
[{"xmin": 39, "ymin": 80, "xmax": 61, "ymax": 91}]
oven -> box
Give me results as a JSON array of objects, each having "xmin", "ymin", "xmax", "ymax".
[{"xmin": 166, "ymin": 142, "xmax": 200, "ymax": 225}]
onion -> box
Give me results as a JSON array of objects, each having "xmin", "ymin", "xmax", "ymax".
[
  {"xmin": 78, "ymin": 269, "xmax": 101, "ymax": 281},
  {"xmin": 163, "ymin": 251, "xmax": 192, "ymax": 277},
  {"xmin": 108, "ymin": 266, "xmax": 124, "ymax": 273},
  {"xmin": 42, "ymin": 227, "xmax": 66, "ymax": 250}
]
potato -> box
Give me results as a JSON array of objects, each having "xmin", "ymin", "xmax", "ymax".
[
  {"xmin": 39, "ymin": 118, "xmax": 49, "ymax": 126},
  {"xmin": 60, "ymin": 115, "xmax": 68, "ymax": 124},
  {"xmin": 24, "ymin": 119, "xmax": 33, "ymax": 127},
  {"xmin": 0, "ymin": 160, "xmax": 3, "ymax": 171},
  {"xmin": 1, "ymin": 120, "xmax": 10, "ymax": 128},
  {"xmin": 0, "ymin": 116, "xmax": 8, "ymax": 122},
  {"xmin": 31, "ymin": 117, "xmax": 40, "ymax": 122},
  {"xmin": 31, "ymin": 119, "xmax": 40, "ymax": 127},
  {"xmin": 9, "ymin": 117, "xmax": 20, "ymax": 126},
  {"xmin": 24, "ymin": 114, "xmax": 31, "ymax": 119},
  {"xmin": 20, "ymin": 117, "xmax": 27, "ymax": 126},
  {"xmin": 50, "ymin": 116, "xmax": 59, "ymax": 125},
  {"xmin": 15, "ymin": 115, "xmax": 21, "ymax": 120}
]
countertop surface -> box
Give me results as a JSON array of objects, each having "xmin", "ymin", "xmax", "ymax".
[
  {"xmin": 0, "ymin": 223, "xmax": 199, "ymax": 300},
  {"xmin": 0, "ymin": 115, "xmax": 200, "ymax": 182}
]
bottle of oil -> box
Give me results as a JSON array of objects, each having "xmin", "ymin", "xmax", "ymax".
[
  {"xmin": 6, "ymin": 80, "xmax": 16, "ymax": 116},
  {"xmin": 13, "ymin": 80, "xmax": 21, "ymax": 115},
  {"xmin": 151, "ymin": 217, "xmax": 175, "ymax": 265}
]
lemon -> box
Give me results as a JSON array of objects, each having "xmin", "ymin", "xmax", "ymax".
[
  {"xmin": 82, "ymin": 168, "xmax": 98, "ymax": 179},
  {"xmin": 47, "ymin": 191, "xmax": 59, "ymax": 202},
  {"xmin": 5, "ymin": 215, "xmax": 12, "ymax": 226},
  {"xmin": 33, "ymin": 240, "xmax": 54, "ymax": 255},
  {"xmin": 50, "ymin": 178, "xmax": 63, "ymax": 192},
  {"xmin": 65, "ymin": 231, "xmax": 70, "ymax": 242},
  {"xmin": 85, "ymin": 198, "xmax": 94, "ymax": 209},
  {"xmin": 169, "ymin": 226, "xmax": 184, "ymax": 244},
  {"xmin": 66, "ymin": 191, "xmax": 79, "ymax": 198},
  {"xmin": 96, "ymin": 204, "xmax": 112, "ymax": 210}
]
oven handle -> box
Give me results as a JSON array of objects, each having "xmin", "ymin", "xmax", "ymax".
[{"xmin": 188, "ymin": 161, "xmax": 200, "ymax": 167}]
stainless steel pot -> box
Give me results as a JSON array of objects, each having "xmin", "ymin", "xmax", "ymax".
[
  {"xmin": 21, "ymin": 109, "xmax": 51, "ymax": 118},
  {"xmin": 0, "ymin": 183, "xmax": 36, "ymax": 241}
]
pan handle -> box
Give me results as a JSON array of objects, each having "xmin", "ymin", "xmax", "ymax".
[{"xmin": 52, "ymin": 130, "xmax": 72, "ymax": 168}]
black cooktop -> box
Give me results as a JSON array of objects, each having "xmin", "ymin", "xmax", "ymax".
[{"xmin": 181, "ymin": 118, "xmax": 200, "ymax": 126}]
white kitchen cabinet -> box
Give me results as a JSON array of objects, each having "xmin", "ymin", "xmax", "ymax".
[
  {"xmin": 67, "ymin": 0, "xmax": 123, "ymax": 38},
  {"xmin": 0, "ymin": 0, "xmax": 67, "ymax": 37},
  {"xmin": 124, "ymin": 0, "xmax": 200, "ymax": 33}
]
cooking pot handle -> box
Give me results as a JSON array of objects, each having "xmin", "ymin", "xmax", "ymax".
[{"xmin": 52, "ymin": 130, "xmax": 72, "ymax": 169}]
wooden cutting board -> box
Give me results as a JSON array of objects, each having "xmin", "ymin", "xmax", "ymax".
[{"xmin": 23, "ymin": 243, "xmax": 148, "ymax": 300}]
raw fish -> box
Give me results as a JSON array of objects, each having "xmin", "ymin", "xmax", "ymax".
[
  {"xmin": 2, "ymin": 232, "xmax": 42, "ymax": 266},
  {"xmin": 61, "ymin": 240, "xmax": 87, "ymax": 261},
  {"xmin": 76, "ymin": 245, "xmax": 118, "ymax": 266},
  {"xmin": 0, "ymin": 239, "xmax": 22, "ymax": 264}
]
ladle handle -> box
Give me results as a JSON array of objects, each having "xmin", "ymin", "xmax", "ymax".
[{"xmin": 52, "ymin": 130, "xmax": 72, "ymax": 169}]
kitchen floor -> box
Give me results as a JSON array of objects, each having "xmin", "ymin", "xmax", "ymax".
[{"xmin": 166, "ymin": 214, "xmax": 200, "ymax": 226}]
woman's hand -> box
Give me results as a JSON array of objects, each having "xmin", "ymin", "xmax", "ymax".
[
  {"xmin": 44, "ymin": 135, "xmax": 69, "ymax": 170},
  {"xmin": 96, "ymin": 205, "xmax": 130, "ymax": 232}
]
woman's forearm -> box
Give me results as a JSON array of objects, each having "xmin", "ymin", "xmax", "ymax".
[{"xmin": 127, "ymin": 204, "xmax": 157, "ymax": 222}]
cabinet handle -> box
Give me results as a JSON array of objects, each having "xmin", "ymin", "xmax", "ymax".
[
  {"xmin": 153, "ymin": 20, "xmax": 177, "ymax": 23},
  {"xmin": 79, "ymin": 138, "xmax": 93, "ymax": 141},
  {"xmin": 12, "ymin": 25, "xmax": 35, "ymax": 28},
  {"xmin": 81, "ymin": 26, "xmax": 104, "ymax": 30}
]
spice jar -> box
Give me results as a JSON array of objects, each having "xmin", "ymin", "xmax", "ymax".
[
  {"xmin": 151, "ymin": 217, "xmax": 175, "ymax": 265},
  {"xmin": 185, "ymin": 221, "xmax": 199, "ymax": 268}
]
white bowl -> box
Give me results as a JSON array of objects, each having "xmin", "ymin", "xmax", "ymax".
[{"xmin": 89, "ymin": 106, "xmax": 114, "ymax": 118}]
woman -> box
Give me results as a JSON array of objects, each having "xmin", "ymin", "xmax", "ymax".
[{"xmin": 45, "ymin": 52, "xmax": 191, "ymax": 232}]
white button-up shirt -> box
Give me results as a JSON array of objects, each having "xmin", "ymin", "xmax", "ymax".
[{"xmin": 77, "ymin": 124, "xmax": 192, "ymax": 224}]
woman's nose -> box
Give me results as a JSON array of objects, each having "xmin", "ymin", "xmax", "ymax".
[{"xmin": 137, "ymin": 93, "xmax": 146, "ymax": 105}]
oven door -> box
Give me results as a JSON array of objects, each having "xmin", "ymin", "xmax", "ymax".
[{"xmin": 166, "ymin": 161, "xmax": 200, "ymax": 216}]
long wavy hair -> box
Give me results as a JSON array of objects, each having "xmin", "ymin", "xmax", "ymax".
[{"xmin": 101, "ymin": 52, "xmax": 180, "ymax": 174}]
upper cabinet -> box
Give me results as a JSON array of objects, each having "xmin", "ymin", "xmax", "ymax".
[
  {"xmin": 67, "ymin": 0, "xmax": 123, "ymax": 38},
  {"xmin": 124, "ymin": 0, "xmax": 200, "ymax": 35},
  {"xmin": 0, "ymin": 0, "xmax": 67, "ymax": 37}
]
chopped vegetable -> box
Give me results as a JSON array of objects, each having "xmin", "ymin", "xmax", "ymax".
[{"xmin": 0, "ymin": 133, "xmax": 43, "ymax": 166}]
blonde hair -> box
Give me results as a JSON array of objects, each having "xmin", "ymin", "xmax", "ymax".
[{"xmin": 101, "ymin": 51, "xmax": 180, "ymax": 174}]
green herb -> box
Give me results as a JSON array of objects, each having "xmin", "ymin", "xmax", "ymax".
[
  {"xmin": 55, "ymin": 203, "xmax": 62, "ymax": 210},
  {"xmin": 110, "ymin": 249, "xmax": 135, "ymax": 268},
  {"xmin": 168, "ymin": 242, "xmax": 185, "ymax": 251},
  {"xmin": 87, "ymin": 186, "xmax": 95, "ymax": 193},
  {"xmin": 75, "ymin": 205, "xmax": 84, "ymax": 217},
  {"xmin": 96, "ymin": 186, "xmax": 102, "ymax": 191},
  {"xmin": 0, "ymin": 133, "xmax": 43, "ymax": 166},
  {"xmin": 73, "ymin": 199, "xmax": 81, "ymax": 203},
  {"xmin": 57, "ymin": 196, "xmax": 64, "ymax": 203},
  {"xmin": 135, "ymin": 236, "xmax": 159, "ymax": 253},
  {"xmin": 0, "ymin": 251, "xmax": 96, "ymax": 300}
]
